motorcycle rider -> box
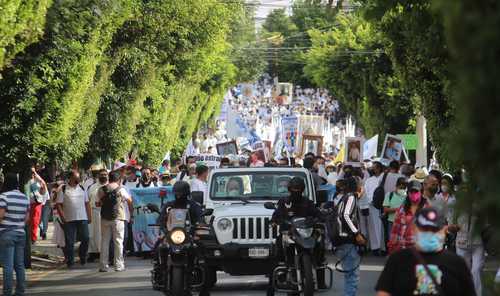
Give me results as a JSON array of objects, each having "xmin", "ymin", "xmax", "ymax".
[
  {"xmin": 271, "ymin": 177, "xmax": 327, "ymax": 289},
  {"xmin": 156, "ymin": 181, "xmax": 209, "ymax": 296},
  {"xmin": 159, "ymin": 181, "xmax": 202, "ymax": 228}
]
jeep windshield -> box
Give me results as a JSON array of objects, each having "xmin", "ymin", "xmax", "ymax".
[{"xmin": 210, "ymin": 171, "xmax": 310, "ymax": 201}]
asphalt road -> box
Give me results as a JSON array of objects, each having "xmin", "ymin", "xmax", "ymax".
[{"xmin": 27, "ymin": 256, "xmax": 384, "ymax": 296}]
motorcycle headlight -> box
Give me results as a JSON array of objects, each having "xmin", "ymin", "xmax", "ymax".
[
  {"xmin": 170, "ymin": 229, "xmax": 186, "ymax": 245},
  {"xmin": 296, "ymin": 227, "xmax": 313, "ymax": 238},
  {"xmin": 217, "ymin": 218, "xmax": 233, "ymax": 232}
]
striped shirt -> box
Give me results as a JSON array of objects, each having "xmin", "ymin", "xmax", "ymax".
[{"xmin": 0, "ymin": 190, "xmax": 30, "ymax": 234}]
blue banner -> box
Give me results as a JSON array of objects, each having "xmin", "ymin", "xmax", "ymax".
[{"xmin": 129, "ymin": 186, "xmax": 174, "ymax": 252}]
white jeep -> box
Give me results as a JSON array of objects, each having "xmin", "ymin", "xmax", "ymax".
[{"xmin": 199, "ymin": 167, "xmax": 317, "ymax": 284}]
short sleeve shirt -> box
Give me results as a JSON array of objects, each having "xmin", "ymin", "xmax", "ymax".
[
  {"xmin": 383, "ymin": 191, "xmax": 406, "ymax": 222},
  {"xmin": 56, "ymin": 184, "xmax": 89, "ymax": 221},
  {"xmin": 376, "ymin": 249, "xmax": 476, "ymax": 296},
  {"xmin": 0, "ymin": 190, "xmax": 29, "ymax": 233}
]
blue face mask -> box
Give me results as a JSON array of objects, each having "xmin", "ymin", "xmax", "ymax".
[{"xmin": 415, "ymin": 231, "xmax": 445, "ymax": 253}]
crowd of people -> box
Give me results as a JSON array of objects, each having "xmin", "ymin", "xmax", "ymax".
[{"xmin": 0, "ymin": 151, "xmax": 495, "ymax": 295}]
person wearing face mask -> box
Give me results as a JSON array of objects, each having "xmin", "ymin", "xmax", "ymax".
[
  {"xmin": 376, "ymin": 207, "xmax": 475, "ymax": 296},
  {"xmin": 86, "ymin": 169, "xmax": 109, "ymax": 262},
  {"xmin": 159, "ymin": 181, "xmax": 202, "ymax": 233},
  {"xmin": 226, "ymin": 178, "xmax": 243, "ymax": 196},
  {"xmin": 136, "ymin": 168, "xmax": 158, "ymax": 188},
  {"xmin": 271, "ymin": 177, "xmax": 322, "ymax": 227},
  {"xmin": 387, "ymin": 180, "xmax": 427, "ymax": 254},
  {"xmin": 276, "ymin": 177, "xmax": 290, "ymax": 195},
  {"xmin": 56, "ymin": 170, "xmax": 91, "ymax": 268},
  {"xmin": 271, "ymin": 177, "xmax": 327, "ymax": 288},
  {"xmin": 423, "ymin": 175, "xmax": 445, "ymax": 210},
  {"xmin": 382, "ymin": 177, "xmax": 408, "ymax": 242}
]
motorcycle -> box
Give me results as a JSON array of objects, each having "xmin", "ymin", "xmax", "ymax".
[
  {"xmin": 147, "ymin": 203, "xmax": 213, "ymax": 296},
  {"xmin": 264, "ymin": 202, "xmax": 333, "ymax": 296}
]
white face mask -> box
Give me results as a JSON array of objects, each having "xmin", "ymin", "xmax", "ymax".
[
  {"xmin": 397, "ymin": 189, "xmax": 407, "ymax": 196},
  {"xmin": 441, "ymin": 185, "xmax": 449, "ymax": 193},
  {"xmin": 278, "ymin": 187, "xmax": 288, "ymax": 194}
]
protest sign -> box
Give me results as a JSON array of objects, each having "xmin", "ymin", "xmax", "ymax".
[
  {"xmin": 189, "ymin": 154, "xmax": 222, "ymax": 169},
  {"xmin": 363, "ymin": 134, "xmax": 378, "ymax": 160},
  {"xmin": 216, "ymin": 140, "xmax": 238, "ymax": 156},
  {"xmin": 345, "ymin": 137, "xmax": 364, "ymax": 166},
  {"xmin": 281, "ymin": 115, "xmax": 298, "ymax": 153},
  {"xmin": 397, "ymin": 134, "xmax": 418, "ymax": 150},
  {"xmin": 380, "ymin": 134, "xmax": 407, "ymax": 162},
  {"xmin": 130, "ymin": 186, "xmax": 174, "ymax": 252}
]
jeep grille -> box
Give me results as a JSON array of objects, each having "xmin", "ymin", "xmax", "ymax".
[{"xmin": 231, "ymin": 217, "xmax": 278, "ymax": 241}]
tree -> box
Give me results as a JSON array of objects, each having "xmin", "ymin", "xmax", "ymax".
[
  {"xmin": 0, "ymin": 0, "xmax": 134, "ymax": 170},
  {"xmin": 304, "ymin": 13, "xmax": 412, "ymax": 137},
  {"xmin": 0, "ymin": 0, "xmax": 52, "ymax": 71},
  {"xmin": 362, "ymin": 0, "xmax": 452, "ymax": 164},
  {"xmin": 437, "ymin": 0, "xmax": 500, "ymax": 231}
]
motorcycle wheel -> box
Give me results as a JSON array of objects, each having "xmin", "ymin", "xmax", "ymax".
[
  {"xmin": 171, "ymin": 266, "xmax": 185, "ymax": 296},
  {"xmin": 301, "ymin": 254, "xmax": 314, "ymax": 296}
]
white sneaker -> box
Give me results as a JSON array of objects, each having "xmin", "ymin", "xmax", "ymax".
[{"xmin": 115, "ymin": 267, "xmax": 126, "ymax": 272}]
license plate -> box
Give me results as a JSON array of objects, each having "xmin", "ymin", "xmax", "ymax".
[{"xmin": 248, "ymin": 247, "xmax": 269, "ymax": 258}]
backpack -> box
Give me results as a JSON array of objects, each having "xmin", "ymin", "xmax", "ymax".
[
  {"xmin": 100, "ymin": 186, "xmax": 122, "ymax": 220},
  {"xmin": 324, "ymin": 196, "xmax": 343, "ymax": 246},
  {"xmin": 372, "ymin": 173, "xmax": 388, "ymax": 210}
]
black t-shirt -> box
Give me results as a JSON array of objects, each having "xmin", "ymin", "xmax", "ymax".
[{"xmin": 376, "ymin": 248, "xmax": 476, "ymax": 296}]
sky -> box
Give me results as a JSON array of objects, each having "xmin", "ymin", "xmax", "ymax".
[{"xmin": 255, "ymin": 0, "xmax": 292, "ymax": 27}]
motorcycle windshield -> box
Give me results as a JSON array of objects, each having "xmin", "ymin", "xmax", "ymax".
[
  {"xmin": 291, "ymin": 217, "xmax": 314, "ymax": 229},
  {"xmin": 166, "ymin": 209, "xmax": 188, "ymax": 232}
]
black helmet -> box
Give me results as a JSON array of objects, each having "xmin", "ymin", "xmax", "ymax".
[
  {"xmin": 288, "ymin": 177, "xmax": 305, "ymax": 193},
  {"xmin": 173, "ymin": 181, "xmax": 190, "ymax": 200}
]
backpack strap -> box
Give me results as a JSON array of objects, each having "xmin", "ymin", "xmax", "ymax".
[
  {"xmin": 389, "ymin": 192, "xmax": 394, "ymax": 202},
  {"xmin": 380, "ymin": 172, "xmax": 389, "ymax": 187}
]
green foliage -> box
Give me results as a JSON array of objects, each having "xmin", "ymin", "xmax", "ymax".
[
  {"xmin": 436, "ymin": 0, "xmax": 500, "ymax": 230},
  {"xmin": 362, "ymin": 0, "xmax": 452, "ymax": 164},
  {"xmin": 0, "ymin": 0, "xmax": 248, "ymax": 170},
  {"xmin": 261, "ymin": 0, "xmax": 340, "ymax": 85},
  {"xmin": 0, "ymin": 0, "xmax": 52, "ymax": 71},
  {"xmin": 304, "ymin": 13, "xmax": 412, "ymax": 137},
  {"xmin": 0, "ymin": 0, "xmax": 134, "ymax": 170}
]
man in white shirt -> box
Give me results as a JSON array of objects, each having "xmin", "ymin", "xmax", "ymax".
[
  {"xmin": 363, "ymin": 162, "xmax": 385, "ymax": 254},
  {"xmin": 190, "ymin": 165, "xmax": 209, "ymax": 203},
  {"xmin": 97, "ymin": 170, "xmax": 133, "ymax": 272},
  {"xmin": 56, "ymin": 170, "xmax": 91, "ymax": 268}
]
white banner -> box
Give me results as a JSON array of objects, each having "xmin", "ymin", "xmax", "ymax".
[{"xmin": 363, "ymin": 135, "xmax": 379, "ymax": 160}]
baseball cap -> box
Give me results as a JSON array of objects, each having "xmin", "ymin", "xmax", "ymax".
[
  {"xmin": 415, "ymin": 207, "xmax": 446, "ymax": 231},
  {"xmin": 407, "ymin": 180, "xmax": 422, "ymax": 192}
]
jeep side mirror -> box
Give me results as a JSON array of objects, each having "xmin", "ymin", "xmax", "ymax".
[
  {"xmin": 146, "ymin": 203, "xmax": 160, "ymax": 214},
  {"xmin": 264, "ymin": 202, "xmax": 276, "ymax": 210},
  {"xmin": 191, "ymin": 191, "xmax": 204, "ymax": 204},
  {"xmin": 202, "ymin": 208, "xmax": 214, "ymax": 216},
  {"xmin": 316, "ymin": 190, "xmax": 328, "ymax": 206}
]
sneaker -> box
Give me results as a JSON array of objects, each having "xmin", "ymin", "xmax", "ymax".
[
  {"xmin": 99, "ymin": 268, "xmax": 109, "ymax": 272},
  {"xmin": 115, "ymin": 267, "xmax": 126, "ymax": 272}
]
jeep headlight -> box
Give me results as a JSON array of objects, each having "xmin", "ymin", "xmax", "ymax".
[
  {"xmin": 217, "ymin": 218, "xmax": 233, "ymax": 232},
  {"xmin": 170, "ymin": 229, "xmax": 186, "ymax": 245}
]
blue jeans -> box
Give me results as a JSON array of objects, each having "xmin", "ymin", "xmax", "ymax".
[
  {"xmin": 335, "ymin": 243, "xmax": 360, "ymax": 296},
  {"xmin": 39, "ymin": 203, "xmax": 51, "ymax": 238},
  {"xmin": 0, "ymin": 230, "xmax": 27, "ymax": 296},
  {"xmin": 63, "ymin": 220, "xmax": 89, "ymax": 266}
]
